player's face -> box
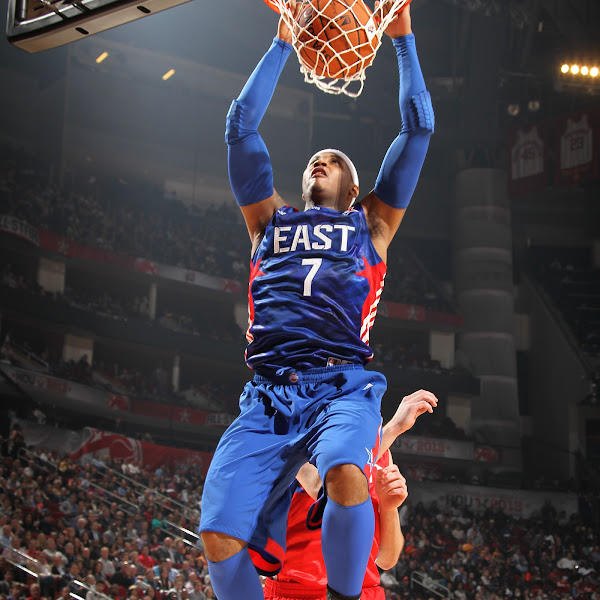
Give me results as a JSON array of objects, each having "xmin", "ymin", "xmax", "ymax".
[{"xmin": 302, "ymin": 153, "xmax": 357, "ymax": 209}]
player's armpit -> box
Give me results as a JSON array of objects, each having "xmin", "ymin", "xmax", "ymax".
[
  {"xmin": 361, "ymin": 191, "xmax": 406, "ymax": 260},
  {"xmin": 240, "ymin": 195, "xmax": 281, "ymax": 251}
]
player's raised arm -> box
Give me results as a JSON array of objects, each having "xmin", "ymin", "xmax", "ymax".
[
  {"xmin": 361, "ymin": 4, "xmax": 435, "ymax": 261},
  {"xmin": 225, "ymin": 3, "xmax": 299, "ymax": 251}
]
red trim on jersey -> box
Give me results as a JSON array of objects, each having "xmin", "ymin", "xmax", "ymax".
[
  {"xmin": 356, "ymin": 257, "xmax": 387, "ymax": 349},
  {"xmin": 245, "ymin": 258, "xmax": 265, "ymax": 364}
]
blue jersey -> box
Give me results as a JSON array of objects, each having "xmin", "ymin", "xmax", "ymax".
[{"xmin": 245, "ymin": 203, "xmax": 386, "ymax": 371}]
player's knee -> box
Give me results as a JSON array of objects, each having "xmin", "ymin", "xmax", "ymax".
[
  {"xmin": 200, "ymin": 531, "xmax": 247, "ymax": 563},
  {"xmin": 325, "ymin": 463, "xmax": 368, "ymax": 506}
]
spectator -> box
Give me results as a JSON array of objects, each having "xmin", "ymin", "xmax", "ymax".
[
  {"xmin": 187, "ymin": 579, "xmax": 206, "ymax": 600},
  {"xmin": 0, "ymin": 570, "xmax": 15, "ymax": 597},
  {"xmin": 98, "ymin": 547, "xmax": 116, "ymax": 579},
  {"xmin": 166, "ymin": 575, "xmax": 187, "ymax": 600},
  {"xmin": 110, "ymin": 562, "xmax": 136, "ymax": 590}
]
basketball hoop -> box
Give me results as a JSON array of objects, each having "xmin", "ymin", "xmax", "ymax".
[{"xmin": 264, "ymin": 0, "xmax": 411, "ymax": 97}]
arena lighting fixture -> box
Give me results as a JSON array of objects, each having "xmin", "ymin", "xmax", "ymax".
[
  {"xmin": 95, "ymin": 51, "xmax": 108, "ymax": 64},
  {"xmin": 162, "ymin": 68, "xmax": 175, "ymax": 81},
  {"xmin": 507, "ymin": 103, "xmax": 520, "ymax": 117},
  {"xmin": 527, "ymin": 100, "xmax": 540, "ymax": 112},
  {"xmin": 560, "ymin": 63, "xmax": 600, "ymax": 78}
]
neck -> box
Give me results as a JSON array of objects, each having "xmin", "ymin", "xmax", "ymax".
[{"xmin": 304, "ymin": 195, "xmax": 350, "ymax": 212}]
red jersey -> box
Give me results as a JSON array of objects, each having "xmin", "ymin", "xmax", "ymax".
[{"xmin": 264, "ymin": 452, "xmax": 391, "ymax": 600}]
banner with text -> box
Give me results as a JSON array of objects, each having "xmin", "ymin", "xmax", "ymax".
[
  {"xmin": 1, "ymin": 365, "xmax": 234, "ymax": 428},
  {"xmin": 409, "ymin": 481, "xmax": 577, "ymax": 519},
  {"xmin": 0, "ymin": 215, "xmax": 40, "ymax": 246},
  {"xmin": 139, "ymin": 260, "xmax": 243, "ymax": 294},
  {"xmin": 393, "ymin": 435, "xmax": 474, "ymax": 461}
]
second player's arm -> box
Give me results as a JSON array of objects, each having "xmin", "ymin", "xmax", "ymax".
[{"xmin": 374, "ymin": 454, "xmax": 406, "ymax": 570}]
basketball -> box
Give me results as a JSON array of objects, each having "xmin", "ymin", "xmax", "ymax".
[{"xmin": 293, "ymin": 0, "xmax": 380, "ymax": 79}]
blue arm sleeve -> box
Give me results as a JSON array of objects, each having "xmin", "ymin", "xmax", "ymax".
[
  {"xmin": 373, "ymin": 33, "xmax": 434, "ymax": 210},
  {"xmin": 225, "ymin": 37, "xmax": 293, "ymax": 207}
]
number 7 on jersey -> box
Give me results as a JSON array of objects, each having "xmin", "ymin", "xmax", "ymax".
[{"xmin": 302, "ymin": 258, "xmax": 322, "ymax": 296}]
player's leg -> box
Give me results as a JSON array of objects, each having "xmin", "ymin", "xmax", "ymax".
[
  {"xmin": 199, "ymin": 380, "xmax": 307, "ymax": 600},
  {"xmin": 321, "ymin": 464, "xmax": 374, "ymax": 600},
  {"xmin": 309, "ymin": 368, "xmax": 387, "ymax": 600},
  {"xmin": 200, "ymin": 532, "xmax": 263, "ymax": 600}
]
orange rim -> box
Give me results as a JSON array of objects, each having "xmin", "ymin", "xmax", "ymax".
[{"xmin": 263, "ymin": 0, "xmax": 280, "ymax": 13}]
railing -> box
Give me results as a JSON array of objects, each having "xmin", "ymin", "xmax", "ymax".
[
  {"xmin": 161, "ymin": 520, "xmax": 201, "ymax": 548},
  {"xmin": 411, "ymin": 571, "xmax": 449, "ymax": 600},
  {"xmin": 17, "ymin": 447, "xmax": 202, "ymax": 547},
  {"xmin": 0, "ymin": 541, "xmax": 40, "ymax": 579},
  {"xmin": 18, "ymin": 447, "xmax": 55, "ymax": 476},
  {"xmin": 98, "ymin": 462, "xmax": 199, "ymax": 522},
  {"xmin": 83, "ymin": 480, "xmax": 140, "ymax": 517},
  {"xmin": 0, "ymin": 540, "xmax": 114, "ymax": 600}
]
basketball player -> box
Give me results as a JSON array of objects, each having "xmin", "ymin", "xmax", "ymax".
[
  {"xmin": 264, "ymin": 389, "xmax": 437, "ymax": 600},
  {"xmin": 199, "ymin": 2, "xmax": 435, "ymax": 599}
]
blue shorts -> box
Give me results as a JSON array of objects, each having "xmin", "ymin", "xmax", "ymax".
[{"xmin": 198, "ymin": 364, "xmax": 386, "ymax": 575}]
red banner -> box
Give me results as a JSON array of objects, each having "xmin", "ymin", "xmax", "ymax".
[
  {"xmin": 70, "ymin": 428, "xmax": 212, "ymax": 475},
  {"xmin": 127, "ymin": 397, "xmax": 234, "ymax": 428},
  {"xmin": 381, "ymin": 302, "xmax": 426, "ymax": 322},
  {"xmin": 555, "ymin": 108, "xmax": 600, "ymax": 187},
  {"xmin": 474, "ymin": 446, "xmax": 503, "ymax": 463},
  {"xmin": 424, "ymin": 310, "xmax": 464, "ymax": 328},
  {"xmin": 507, "ymin": 122, "xmax": 549, "ymax": 196},
  {"xmin": 38, "ymin": 228, "xmax": 135, "ymax": 270}
]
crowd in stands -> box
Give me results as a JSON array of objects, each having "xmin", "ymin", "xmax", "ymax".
[
  {"xmin": 1, "ymin": 427, "xmax": 599, "ymax": 600},
  {"xmin": 0, "ymin": 262, "xmax": 469, "ymax": 423},
  {"xmin": 1, "ymin": 263, "xmax": 240, "ymax": 344},
  {"xmin": 0, "ymin": 148, "xmax": 455, "ymax": 313},
  {"xmin": 384, "ymin": 495, "xmax": 600, "ymax": 600},
  {"xmin": 0, "ymin": 333, "xmax": 237, "ymax": 416},
  {"xmin": 0, "ymin": 434, "xmax": 217, "ymax": 599}
]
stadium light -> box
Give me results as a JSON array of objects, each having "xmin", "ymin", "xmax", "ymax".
[
  {"xmin": 592, "ymin": 67, "xmax": 599, "ymax": 77},
  {"xmin": 581, "ymin": 66, "xmax": 589, "ymax": 76},
  {"xmin": 571, "ymin": 65, "xmax": 579, "ymax": 74},
  {"xmin": 561, "ymin": 64, "xmax": 569, "ymax": 73},
  {"xmin": 507, "ymin": 103, "xmax": 520, "ymax": 117}
]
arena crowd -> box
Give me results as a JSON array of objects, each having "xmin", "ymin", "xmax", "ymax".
[{"xmin": 1, "ymin": 427, "xmax": 598, "ymax": 600}]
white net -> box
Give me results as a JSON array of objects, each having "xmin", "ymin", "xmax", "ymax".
[{"xmin": 266, "ymin": 0, "xmax": 411, "ymax": 97}]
